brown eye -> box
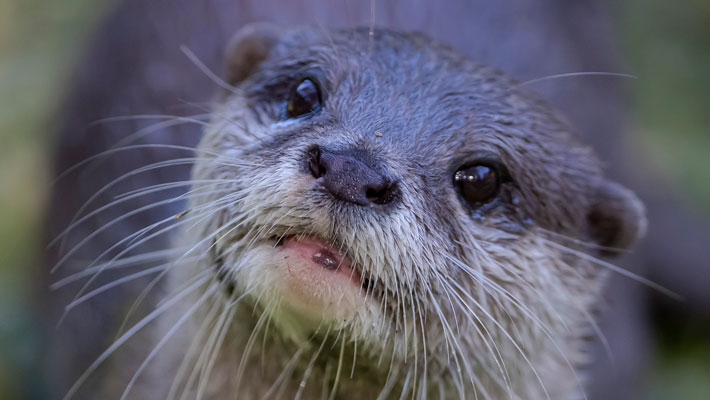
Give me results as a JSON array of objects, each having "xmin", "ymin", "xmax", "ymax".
[
  {"xmin": 454, "ymin": 164, "xmax": 500, "ymax": 206},
  {"xmin": 286, "ymin": 78, "xmax": 322, "ymax": 118}
]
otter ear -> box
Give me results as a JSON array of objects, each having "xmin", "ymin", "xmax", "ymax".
[
  {"xmin": 586, "ymin": 180, "xmax": 647, "ymax": 255},
  {"xmin": 225, "ymin": 23, "xmax": 283, "ymax": 84}
]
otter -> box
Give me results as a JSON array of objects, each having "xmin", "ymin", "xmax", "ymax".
[
  {"xmin": 152, "ymin": 26, "xmax": 645, "ymax": 399},
  {"xmin": 53, "ymin": 24, "xmax": 646, "ymax": 399},
  {"xmin": 45, "ymin": 1, "xmax": 667, "ymax": 399}
]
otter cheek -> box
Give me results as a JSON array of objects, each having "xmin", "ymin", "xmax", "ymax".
[{"xmin": 270, "ymin": 237, "xmax": 364, "ymax": 322}]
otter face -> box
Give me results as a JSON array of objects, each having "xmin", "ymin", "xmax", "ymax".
[{"xmin": 186, "ymin": 26, "xmax": 645, "ymax": 397}]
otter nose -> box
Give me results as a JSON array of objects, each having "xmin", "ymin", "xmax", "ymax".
[{"xmin": 307, "ymin": 146, "xmax": 398, "ymax": 206}]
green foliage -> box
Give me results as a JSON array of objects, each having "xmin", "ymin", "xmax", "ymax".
[
  {"xmin": 623, "ymin": 0, "xmax": 710, "ymax": 206},
  {"xmin": 0, "ymin": 1, "xmax": 113, "ymax": 398}
]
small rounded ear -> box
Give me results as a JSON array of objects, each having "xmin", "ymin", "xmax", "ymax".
[
  {"xmin": 586, "ymin": 180, "xmax": 647, "ymax": 255},
  {"xmin": 225, "ymin": 23, "xmax": 283, "ymax": 85}
]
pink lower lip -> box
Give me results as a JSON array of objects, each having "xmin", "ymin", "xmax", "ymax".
[{"xmin": 279, "ymin": 236, "xmax": 360, "ymax": 283}]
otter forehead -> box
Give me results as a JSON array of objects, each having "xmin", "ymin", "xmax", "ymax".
[
  {"xmin": 246, "ymin": 27, "xmax": 529, "ymax": 143},
  {"xmin": 220, "ymin": 27, "xmax": 602, "ymax": 237}
]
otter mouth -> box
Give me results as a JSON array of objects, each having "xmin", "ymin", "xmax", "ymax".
[
  {"xmin": 212, "ymin": 225, "xmax": 387, "ymax": 324},
  {"xmin": 274, "ymin": 234, "xmax": 372, "ymax": 292}
]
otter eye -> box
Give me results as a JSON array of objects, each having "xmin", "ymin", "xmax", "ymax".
[
  {"xmin": 454, "ymin": 164, "xmax": 500, "ymax": 206},
  {"xmin": 286, "ymin": 78, "xmax": 322, "ymax": 118}
]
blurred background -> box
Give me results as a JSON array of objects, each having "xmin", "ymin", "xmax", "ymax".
[{"xmin": 0, "ymin": 0, "xmax": 707, "ymax": 399}]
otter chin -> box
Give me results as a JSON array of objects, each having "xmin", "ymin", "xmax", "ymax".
[{"xmin": 271, "ymin": 235, "xmax": 366, "ymax": 322}]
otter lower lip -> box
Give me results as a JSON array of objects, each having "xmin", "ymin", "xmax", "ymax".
[{"xmin": 277, "ymin": 235, "xmax": 361, "ymax": 284}]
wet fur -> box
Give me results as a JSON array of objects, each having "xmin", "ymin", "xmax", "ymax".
[
  {"xmin": 119, "ymin": 28, "xmax": 642, "ymax": 399},
  {"xmin": 44, "ymin": 1, "xmax": 665, "ymax": 399}
]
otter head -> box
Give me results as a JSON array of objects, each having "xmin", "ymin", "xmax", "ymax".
[{"xmin": 185, "ymin": 25, "xmax": 645, "ymax": 398}]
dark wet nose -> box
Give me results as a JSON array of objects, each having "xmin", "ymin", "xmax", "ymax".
[{"xmin": 306, "ymin": 146, "xmax": 398, "ymax": 206}]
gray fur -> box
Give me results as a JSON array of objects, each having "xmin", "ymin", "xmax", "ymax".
[
  {"xmin": 44, "ymin": 1, "xmax": 672, "ymax": 399},
  {"xmin": 128, "ymin": 27, "xmax": 645, "ymax": 399}
]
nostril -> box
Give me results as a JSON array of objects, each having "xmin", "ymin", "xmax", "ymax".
[
  {"xmin": 308, "ymin": 147, "xmax": 326, "ymax": 179},
  {"xmin": 365, "ymin": 180, "xmax": 396, "ymax": 205},
  {"xmin": 365, "ymin": 186, "xmax": 384, "ymax": 202}
]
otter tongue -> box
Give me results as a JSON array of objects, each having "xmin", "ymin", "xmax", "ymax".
[{"xmin": 282, "ymin": 236, "xmax": 353, "ymax": 273}]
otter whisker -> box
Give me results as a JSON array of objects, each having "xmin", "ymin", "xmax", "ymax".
[
  {"xmin": 180, "ymin": 45, "xmax": 237, "ymax": 94},
  {"xmin": 444, "ymin": 277, "xmax": 551, "ymax": 400},
  {"xmin": 87, "ymin": 113, "xmax": 212, "ymax": 127},
  {"xmin": 51, "ymin": 180, "xmax": 235, "ymax": 254},
  {"xmin": 326, "ymin": 334, "xmax": 347, "ymax": 400},
  {"xmin": 114, "ymin": 178, "xmax": 237, "ymax": 201},
  {"xmin": 423, "ymin": 277, "xmax": 473, "ymax": 399},
  {"xmin": 64, "ymin": 264, "xmax": 171, "ymax": 312},
  {"xmin": 412, "ymin": 290, "xmax": 424, "ymax": 398},
  {"xmin": 260, "ymin": 304, "xmax": 278, "ymax": 370},
  {"xmin": 438, "ymin": 255, "xmax": 514, "ymax": 384},
  {"xmin": 398, "ymin": 366, "xmax": 414, "ymax": 400},
  {"xmin": 450, "ymin": 250, "xmax": 559, "ymax": 335},
  {"xmin": 51, "ymin": 143, "xmax": 256, "ymax": 233},
  {"xmin": 89, "ymin": 116, "xmax": 211, "ymax": 170},
  {"xmin": 294, "ymin": 326, "xmax": 332, "ymax": 400},
  {"xmin": 437, "ymin": 276, "xmax": 509, "ymax": 399},
  {"xmin": 484, "ymin": 258, "xmax": 591, "ymax": 399},
  {"xmin": 485, "ymin": 242, "xmax": 615, "ymax": 372},
  {"xmin": 375, "ymin": 362, "xmax": 401, "ymax": 400},
  {"xmin": 177, "ymin": 285, "xmax": 251, "ymax": 400},
  {"xmin": 63, "ymin": 196, "xmax": 233, "ymax": 302},
  {"xmin": 119, "ymin": 283, "xmax": 220, "ymax": 400},
  {"xmin": 52, "ymin": 173, "xmax": 240, "ymax": 270},
  {"xmin": 56, "ymin": 225, "xmax": 192, "ymax": 326},
  {"xmin": 178, "ymin": 294, "xmax": 232, "ymax": 400},
  {"xmin": 447, "ymin": 248, "xmax": 566, "ymax": 338},
  {"xmin": 53, "ymin": 143, "xmax": 199, "ymax": 188},
  {"xmin": 368, "ymin": 0, "xmax": 376, "ymax": 53},
  {"xmin": 104, "ymin": 200, "xmax": 249, "ymax": 334},
  {"xmin": 539, "ymin": 227, "xmax": 631, "ymax": 254},
  {"xmin": 195, "ymin": 297, "xmax": 239, "ymax": 400},
  {"xmin": 393, "ymin": 272, "xmax": 409, "ymax": 361},
  {"xmin": 543, "ymin": 239, "xmax": 680, "ymax": 299},
  {"xmin": 517, "ymin": 71, "xmax": 637, "ymax": 87},
  {"xmin": 51, "ymin": 248, "xmax": 185, "ymax": 289},
  {"xmin": 445, "ymin": 251, "xmax": 582, "ymax": 399},
  {"xmin": 235, "ymin": 209, "xmax": 297, "ymax": 253},
  {"xmin": 179, "ymin": 195, "xmax": 249, "ymax": 238},
  {"xmin": 350, "ymin": 340, "xmax": 357, "ymax": 379},
  {"xmin": 234, "ymin": 297, "xmax": 278, "ymax": 395},
  {"xmin": 174, "ymin": 202, "xmax": 245, "ymax": 280},
  {"xmin": 166, "ymin": 297, "xmax": 223, "ymax": 400},
  {"xmin": 412, "ymin": 285, "xmax": 428, "ymax": 398},
  {"xmin": 113, "ymin": 263, "xmax": 197, "ymax": 341},
  {"xmin": 262, "ymin": 340, "xmax": 307, "ymax": 399},
  {"xmin": 62, "ymin": 271, "xmax": 213, "ymax": 400}
]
